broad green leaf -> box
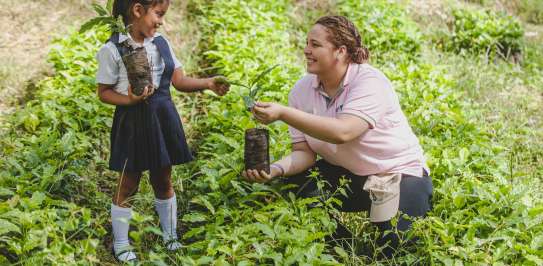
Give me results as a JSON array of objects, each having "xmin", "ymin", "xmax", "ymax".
[
  {"xmin": 191, "ymin": 196, "xmax": 216, "ymax": 214},
  {"xmin": 0, "ymin": 219, "xmax": 20, "ymax": 235},
  {"xmin": 254, "ymin": 222, "xmax": 275, "ymax": 238},
  {"xmin": 182, "ymin": 213, "xmax": 208, "ymax": 223},
  {"xmin": 79, "ymin": 17, "xmax": 108, "ymax": 34}
]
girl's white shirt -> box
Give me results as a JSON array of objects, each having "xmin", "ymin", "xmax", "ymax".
[{"xmin": 95, "ymin": 32, "xmax": 182, "ymax": 95}]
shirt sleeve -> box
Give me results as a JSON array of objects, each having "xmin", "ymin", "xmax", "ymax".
[
  {"xmin": 95, "ymin": 44, "xmax": 119, "ymax": 85},
  {"xmin": 163, "ymin": 37, "xmax": 183, "ymax": 70},
  {"xmin": 338, "ymin": 76, "xmax": 390, "ymax": 129},
  {"xmin": 287, "ymin": 86, "xmax": 307, "ymax": 144}
]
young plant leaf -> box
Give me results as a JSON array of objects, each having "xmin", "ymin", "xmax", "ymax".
[
  {"xmin": 243, "ymin": 96, "xmax": 255, "ymax": 110},
  {"xmin": 228, "ymin": 81, "xmax": 251, "ymax": 90},
  {"xmin": 79, "ymin": 2, "xmax": 127, "ymax": 34},
  {"xmin": 106, "ymin": 0, "xmax": 114, "ymax": 14},
  {"xmin": 92, "ymin": 3, "xmax": 108, "ymax": 16},
  {"xmin": 249, "ymin": 64, "xmax": 279, "ymax": 91},
  {"xmin": 79, "ymin": 17, "xmax": 107, "ymax": 34},
  {"xmin": 248, "ymin": 64, "xmax": 280, "ymax": 101}
]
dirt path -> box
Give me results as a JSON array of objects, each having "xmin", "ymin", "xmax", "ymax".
[
  {"xmin": 0, "ymin": 0, "xmax": 97, "ymax": 117},
  {"xmin": 0, "ymin": 0, "xmax": 193, "ymax": 119}
]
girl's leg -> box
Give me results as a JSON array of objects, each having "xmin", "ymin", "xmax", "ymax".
[
  {"xmin": 149, "ymin": 166, "xmax": 174, "ymax": 199},
  {"xmin": 113, "ymin": 171, "xmax": 143, "ymax": 207},
  {"xmin": 111, "ymin": 171, "xmax": 142, "ymax": 262},
  {"xmin": 150, "ymin": 166, "xmax": 181, "ymax": 250}
]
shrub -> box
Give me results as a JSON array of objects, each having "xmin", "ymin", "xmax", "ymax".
[
  {"xmin": 338, "ymin": 0, "xmax": 422, "ymax": 62},
  {"xmin": 445, "ymin": 8, "xmax": 524, "ymax": 58}
]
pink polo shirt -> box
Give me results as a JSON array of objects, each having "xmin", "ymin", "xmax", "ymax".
[{"xmin": 288, "ymin": 63, "xmax": 428, "ymax": 177}]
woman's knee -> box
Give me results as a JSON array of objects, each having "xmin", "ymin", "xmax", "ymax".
[{"xmin": 398, "ymin": 175, "xmax": 433, "ymax": 218}]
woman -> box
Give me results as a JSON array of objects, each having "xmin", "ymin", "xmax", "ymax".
[{"xmin": 242, "ymin": 16, "xmax": 432, "ymax": 258}]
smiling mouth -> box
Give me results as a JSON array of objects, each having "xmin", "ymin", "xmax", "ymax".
[{"xmin": 306, "ymin": 58, "xmax": 316, "ymax": 64}]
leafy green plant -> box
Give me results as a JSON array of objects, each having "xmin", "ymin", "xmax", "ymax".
[
  {"xmin": 224, "ymin": 64, "xmax": 280, "ymax": 110},
  {"xmin": 518, "ymin": 0, "xmax": 543, "ymax": 24},
  {"xmin": 79, "ymin": 0, "xmax": 126, "ymax": 34},
  {"xmin": 79, "ymin": 0, "xmax": 155, "ymax": 96},
  {"xmin": 338, "ymin": 0, "xmax": 422, "ymax": 62},
  {"xmin": 445, "ymin": 8, "xmax": 524, "ymax": 59}
]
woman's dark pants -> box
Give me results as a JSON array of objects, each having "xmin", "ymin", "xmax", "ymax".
[{"xmin": 283, "ymin": 160, "xmax": 433, "ymax": 258}]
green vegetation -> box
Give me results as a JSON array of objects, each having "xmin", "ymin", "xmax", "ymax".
[
  {"xmin": 338, "ymin": 0, "xmax": 422, "ymax": 60},
  {"xmin": 0, "ymin": 28, "xmax": 110, "ymax": 264},
  {"xmin": 465, "ymin": 0, "xmax": 543, "ymax": 24},
  {"xmin": 222, "ymin": 64, "xmax": 281, "ymax": 110},
  {"xmin": 79, "ymin": 0, "xmax": 126, "ymax": 35},
  {"xmin": 447, "ymin": 8, "xmax": 524, "ymax": 58},
  {"xmin": 0, "ymin": 0, "xmax": 541, "ymax": 265},
  {"xmin": 518, "ymin": 0, "xmax": 543, "ymax": 24}
]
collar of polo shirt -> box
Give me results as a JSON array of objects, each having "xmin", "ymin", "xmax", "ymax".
[
  {"xmin": 310, "ymin": 63, "xmax": 363, "ymax": 108},
  {"xmin": 118, "ymin": 32, "xmax": 161, "ymax": 48}
]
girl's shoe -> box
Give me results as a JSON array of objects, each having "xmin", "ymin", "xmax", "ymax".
[
  {"xmin": 165, "ymin": 239, "xmax": 183, "ymax": 251},
  {"xmin": 112, "ymin": 246, "xmax": 137, "ymax": 264}
]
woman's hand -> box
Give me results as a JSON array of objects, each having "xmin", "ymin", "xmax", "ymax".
[
  {"xmin": 128, "ymin": 84, "xmax": 154, "ymax": 104},
  {"xmin": 252, "ymin": 102, "xmax": 285, "ymax": 124},
  {"xmin": 207, "ymin": 76, "xmax": 230, "ymax": 96},
  {"xmin": 242, "ymin": 166, "xmax": 282, "ymax": 183}
]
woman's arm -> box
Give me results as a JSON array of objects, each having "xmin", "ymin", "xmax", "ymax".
[
  {"xmin": 243, "ymin": 141, "xmax": 317, "ymax": 183},
  {"xmin": 171, "ymin": 68, "xmax": 229, "ymax": 95},
  {"xmin": 253, "ymin": 102, "xmax": 370, "ymax": 144},
  {"xmin": 97, "ymin": 83, "xmax": 152, "ymax": 106}
]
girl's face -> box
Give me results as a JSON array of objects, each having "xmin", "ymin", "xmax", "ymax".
[
  {"xmin": 304, "ymin": 24, "xmax": 345, "ymax": 75},
  {"xmin": 131, "ymin": 1, "xmax": 169, "ymax": 38}
]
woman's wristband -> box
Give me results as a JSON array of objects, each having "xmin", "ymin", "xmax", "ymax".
[{"xmin": 270, "ymin": 163, "xmax": 285, "ymax": 177}]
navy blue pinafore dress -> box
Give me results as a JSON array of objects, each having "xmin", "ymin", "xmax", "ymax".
[{"xmin": 108, "ymin": 33, "xmax": 193, "ymax": 172}]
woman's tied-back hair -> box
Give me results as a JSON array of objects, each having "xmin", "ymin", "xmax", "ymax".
[
  {"xmin": 113, "ymin": 0, "xmax": 169, "ymax": 26},
  {"xmin": 316, "ymin": 16, "xmax": 370, "ymax": 64}
]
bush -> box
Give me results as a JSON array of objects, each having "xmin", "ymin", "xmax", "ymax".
[
  {"xmin": 0, "ymin": 28, "xmax": 110, "ymax": 264},
  {"xmin": 444, "ymin": 8, "xmax": 524, "ymax": 58},
  {"xmin": 338, "ymin": 0, "xmax": 422, "ymax": 62},
  {"xmin": 518, "ymin": 0, "xmax": 543, "ymax": 24}
]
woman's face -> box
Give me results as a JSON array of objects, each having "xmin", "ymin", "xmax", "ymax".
[
  {"xmin": 131, "ymin": 2, "xmax": 169, "ymax": 38},
  {"xmin": 304, "ymin": 24, "xmax": 341, "ymax": 75}
]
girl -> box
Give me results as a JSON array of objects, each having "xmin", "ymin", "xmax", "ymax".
[
  {"xmin": 95, "ymin": 0, "xmax": 229, "ymax": 262},
  {"xmin": 242, "ymin": 16, "xmax": 432, "ymax": 258}
]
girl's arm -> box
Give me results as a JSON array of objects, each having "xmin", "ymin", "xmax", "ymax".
[
  {"xmin": 253, "ymin": 102, "xmax": 370, "ymax": 144},
  {"xmin": 243, "ymin": 141, "xmax": 317, "ymax": 183},
  {"xmin": 97, "ymin": 84, "xmax": 152, "ymax": 106},
  {"xmin": 171, "ymin": 68, "xmax": 229, "ymax": 95}
]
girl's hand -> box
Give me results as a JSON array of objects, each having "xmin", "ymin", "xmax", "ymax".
[
  {"xmin": 252, "ymin": 102, "xmax": 284, "ymax": 124},
  {"xmin": 207, "ymin": 76, "xmax": 230, "ymax": 96},
  {"xmin": 127, "ymin": 84, "xmax": 154, "ymax": 104},
  {"xmin": 242, "ymin": 166, "xmax": 281, "ymax": 183}
]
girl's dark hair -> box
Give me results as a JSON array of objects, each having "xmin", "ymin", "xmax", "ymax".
[
  {"xmin": 316, "ymin": 16, "xmax": 370, "ymax": 64},
  {"xmin": 113, "ymin": 0, "xmax": 169, "ymax": 26}
]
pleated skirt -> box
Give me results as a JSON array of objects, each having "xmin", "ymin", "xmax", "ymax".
[{"xmin": 109, "ymin": 97, "xmax": 193, "ymax": 172}]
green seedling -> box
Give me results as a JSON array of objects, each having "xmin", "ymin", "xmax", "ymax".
[
  {"xmin": 79, "ymin": 0, "xmax": 127, "ymax": 34},
  {"xmin": 225, "ymin": 64, "xmax": 280, "ymax": 111},
  {"xmin": 79, "ymin": 0, "xmax": 154, "ymax": 96}
]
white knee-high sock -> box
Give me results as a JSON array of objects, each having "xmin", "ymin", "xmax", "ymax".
[
  {"xmin": 154, "ymin": 194, "xmax": 182, "ymax": 250},
  {"xmin": 111, "ymin": 204, "xmax": 136, "ymax": 261}
]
